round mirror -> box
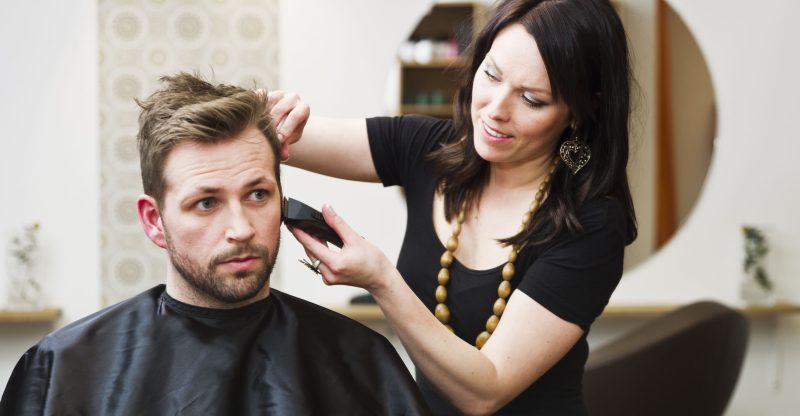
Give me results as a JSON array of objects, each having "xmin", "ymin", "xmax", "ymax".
[
  {"xmin": 391, "ymin": 0, "xmax": 716, "ymax": 271},
  {"xmin": 624, "ymin": 0, "xmax": 716, "ymax": 269}
]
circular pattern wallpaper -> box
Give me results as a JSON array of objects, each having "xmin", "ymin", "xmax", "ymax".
[{"xmin": 99, "ymin": 0, "xmax": 279, "ymax": 305}]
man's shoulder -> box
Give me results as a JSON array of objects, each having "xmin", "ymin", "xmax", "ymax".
[
  {"xmin": 271, "ymin": 289, "xmax": 389, "ymax": 344},
  {"xmin": 37, "ymin": 285, "xmax": 163, "ymax": 352}
]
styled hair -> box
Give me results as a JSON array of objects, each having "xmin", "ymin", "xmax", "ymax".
[
  {"xmin": 430, "ymin": 0, "xmax": 637, "ymax": 245},
  {"xmin": 136, "ymin": 72, "xmax": 280, "ymax": 205}
]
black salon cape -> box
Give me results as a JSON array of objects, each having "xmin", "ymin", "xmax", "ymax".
[{"xmin": 0, "ymin": 285, "xmax": 429, "ymax": 416}]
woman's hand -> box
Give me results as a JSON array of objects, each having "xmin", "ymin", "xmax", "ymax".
[
  {"xmin": 287, "ymin": 205, "xmax": 394, "ymax": 293},
  {"xmin": 264, "ymin": 90, "xmax": 310, "ymax": 162}
]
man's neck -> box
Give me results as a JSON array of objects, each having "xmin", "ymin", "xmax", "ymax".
[{"xmin": 165, "ymin": 271, "xmax": 270, "ymax": 310}]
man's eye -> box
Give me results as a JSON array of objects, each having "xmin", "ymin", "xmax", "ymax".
[
  {"xmin": 251, "ymin": 190, "xmax": 268, "ymax": 200},
  {"xmin": 195, "ymin": 198, "xmax": 216, "ymax": 210}
]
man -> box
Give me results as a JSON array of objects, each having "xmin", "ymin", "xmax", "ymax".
[{"xmin": 0, "ymin": 73, "xmax": 428, "ymax": 415}]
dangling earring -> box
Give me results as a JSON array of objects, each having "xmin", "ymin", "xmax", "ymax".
[{"xmin": 559, "ymin": 131, "xmax": 591, "ymax": 175}]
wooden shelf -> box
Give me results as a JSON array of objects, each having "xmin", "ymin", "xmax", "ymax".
[
  {"xmin": 400, "ymin": 104, "xmax": 454, "ymax": 117},
  {"xmin": 602, "ymin": 303, "xmax": 800, "ymax": 318},
  {"xmin": 399, "ymin": 2, "xmax": 484, "ymax": 118},
  {"xmin": 333, "ymin": 303, "xmax": 800, "ymax": 322},
  {"xmin": 434, "ymin": 1, "xmax": 481, "ymax": 9},
  {"xmin": 400, "ymin": 58, "xmax": 466, "ymax": 69},
  {"xmin": 0, "ymin": 308, "xmax": 62, "ymax": 323},
  {"xmin": 739, "ymin": 303, "xmax": 800, "ymax": 317},
  {"xmin": 601, "ymin": 304, "xmax": 676, "ymax": 317}
]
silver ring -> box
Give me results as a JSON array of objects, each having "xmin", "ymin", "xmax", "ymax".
[{"xmin": 299, "ymin": 258, "xmax": 322, "ymax": 275}]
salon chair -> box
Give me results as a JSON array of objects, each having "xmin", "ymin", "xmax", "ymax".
[{"xmin": 582, "ymin": 301, "xmax": 749, "ymax": 416}]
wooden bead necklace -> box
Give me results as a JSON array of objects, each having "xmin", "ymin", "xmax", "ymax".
[{"xmin": 434, "ymin": 158, "xmax": 559, "ymax": 349}]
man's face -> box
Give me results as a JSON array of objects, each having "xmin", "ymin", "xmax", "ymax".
[{"xmin": 158, "ymin": 127, "xmax": 281, "ymax": 307}]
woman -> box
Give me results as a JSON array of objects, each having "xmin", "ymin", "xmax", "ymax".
[{"xmin": 271, "ymin": 0, "xmax": 636, "ymax": 414}]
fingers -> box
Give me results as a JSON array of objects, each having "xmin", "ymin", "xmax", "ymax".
[
  {"xmin": 320, "ymin": 204, "xmax": 365, "ymax": 247},
  {"xmin": 280, "ymin": 103, "xmax": 310, "ymax": 142},
  {"xmin": 265, "ymin": 90, "xmax": 289, "ymax": 161},
  {"xmin": 280, "ymin": 141, "xmax": 290, "ymax": 162},
  {"xmin": 287, "ymin": 225, "xmax": 334, "ymax": 265},
  {"xmin": 289, "ymin": 225, "xmax": 340, "ymax": 284},
  {"xmin": 265, "ymin": 89, "xmax": 282, "ymax": 108},
  {"xmin": 266, "ymin": 91, "xmax": 310, "ymax": 156}
]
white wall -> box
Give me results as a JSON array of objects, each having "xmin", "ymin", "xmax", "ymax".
[
  {"xmin": 0, "ymin": 0, "xmax": 99, "ymax": 387},
  {"xmin": 274, "ymin": 0, "xmax": 435, "ymax": 372},
  {"xmin": 609, "ymin": 1, "xmax": 800, "ymax": 414},
  {"xmin": 274, "ymin": 0, "xmax": 432, "ymax": 307}
]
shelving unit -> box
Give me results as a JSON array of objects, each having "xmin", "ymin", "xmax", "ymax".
[{"xmin": 399, "ymin": 2, "xmax": 485, "ymax": 118}]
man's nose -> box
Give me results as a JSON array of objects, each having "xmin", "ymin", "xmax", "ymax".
[{"xmin": 225, "ymin": 205, "xmax": 256, "ymax": 243}]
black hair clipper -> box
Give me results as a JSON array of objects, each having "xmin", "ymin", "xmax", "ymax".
[{"xmin": 281, "ymin": 197, "xmax": 343, "ymax": 248}]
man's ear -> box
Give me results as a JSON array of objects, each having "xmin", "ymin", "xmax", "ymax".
[{"xmin": 137, "ymin": 195, "xmax": 167, "ymax": 249}]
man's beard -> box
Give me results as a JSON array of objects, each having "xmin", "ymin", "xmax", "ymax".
[{"xmin": 165, "ymin": 233, "xmax": 279, "ymax": 305}]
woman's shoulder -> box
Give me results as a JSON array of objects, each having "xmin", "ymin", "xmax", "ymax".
[
  {"xmin": 366, "ymin": 115, "xmax": 457, "ymax": 187},
  {"xmin": 577, "ymin": 197, "xmax": 626, "ymax": 225},
  {"xmin": 545, "ymin": 197, "xmax": 626, "ymax": 245},
  {"xmin": 367, "ymin": 115, "xmax": 457, "ymax": 146},
  {"xmin": 573, "ymin": 197, "xmax": 627, "ymax": 238}
]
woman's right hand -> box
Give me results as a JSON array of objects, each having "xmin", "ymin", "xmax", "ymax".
[
  {"xmin": 266, "ymin": 90, "xmax": 310, "ymax": 162},
  {"xmin": 287, "ymin": 205, "xmax": 395, "ymax": 294}
]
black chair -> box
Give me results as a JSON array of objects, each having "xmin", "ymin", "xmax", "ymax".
[{"xmin": 583, "ymin": 301, "xmax": 749, "ymax": 416}]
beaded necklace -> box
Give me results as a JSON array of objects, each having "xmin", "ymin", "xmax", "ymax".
[{"xmin": 434, "ymin": 158, "xmax": 559, "ymax": 349}]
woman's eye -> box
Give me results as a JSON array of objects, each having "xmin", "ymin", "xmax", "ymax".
[
  {"xmin": 195, "ymin": 198, "xmax": 216, "ymax": 210},
  {"xmin": 483, "ymin": 69, "xmax": 500, "ymax": 82},
  {"xmin": 522, "ymin": 93, "xmax": 545, "ymax": 108}
]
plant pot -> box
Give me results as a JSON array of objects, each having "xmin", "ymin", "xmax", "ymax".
[{"xmin": 739, "ymin": 274, "xmax": 775, "ymax": 306}]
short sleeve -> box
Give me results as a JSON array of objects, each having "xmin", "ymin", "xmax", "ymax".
[
  {"xmin": 366, "ymin": 115, "xmax": 456, "ymax": 188},
  {"xmin": 516, "ymin": 199, "xmax": 627, "ymax": 330}
]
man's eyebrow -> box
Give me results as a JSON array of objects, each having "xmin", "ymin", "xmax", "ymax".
[
  {"xmin": 181, "ymin": 177, "xmax": 276, "ymax": 202},
  {"xmin": 195, "ymin": 186, "xmax": 221, "ymax": 194},
  {"xmin": 244, "ymin": 177, "xmax": 276, "ymax": 188}
]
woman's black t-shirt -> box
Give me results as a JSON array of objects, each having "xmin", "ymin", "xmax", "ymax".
[{"xmin": 366, "ymin": 115, "xmax": 626, "ymax": 415}]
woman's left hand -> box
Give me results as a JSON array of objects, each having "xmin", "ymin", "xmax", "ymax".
[{"xmin": 287, "ymin": 205, "xmax": 394, "ymax": 292}]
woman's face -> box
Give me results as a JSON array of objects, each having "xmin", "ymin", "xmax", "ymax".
[{"xmin": 471, "ymin": 23, "xmax": 571, "ymax": 168}]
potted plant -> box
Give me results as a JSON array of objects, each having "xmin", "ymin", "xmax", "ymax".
[
  {"xmin": 5, "ymin": 222, "xmax": 42, "ymax": 309},
  {"xmin": 740, "ymin": 225, "xmax": 775, "ymax": 305}
]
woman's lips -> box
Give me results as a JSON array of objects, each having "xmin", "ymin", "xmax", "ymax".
[{"xmin": 481, "ymin": 121, "xmax": 513, "ymax": 143}]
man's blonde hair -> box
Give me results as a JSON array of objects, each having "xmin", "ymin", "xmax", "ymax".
[{"xmin": 136, "ymin": 72, "xmax": 280, "ymax": 204}]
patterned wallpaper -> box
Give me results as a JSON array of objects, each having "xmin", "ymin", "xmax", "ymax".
[{"xmin": 98, "ymin": 0, "xmax": 279, "ymax": 305}]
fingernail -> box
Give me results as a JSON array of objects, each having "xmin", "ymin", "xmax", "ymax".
[
  {"xmin": 327, "ymin": 205, "xmax": 337, "ymax": 216},
  {"xmin": 278, "ymin": 132, "xmax": 285, "ymax": 142}
]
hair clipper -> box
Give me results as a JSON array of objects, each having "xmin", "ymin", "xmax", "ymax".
[{"xmin": 281, "ymin": 197, "xmax": 343, "ymax": 248}]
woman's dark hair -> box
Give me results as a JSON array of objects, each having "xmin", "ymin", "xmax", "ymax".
[{"xmin": 430, "ymin": 0, "xmax": 637, "ymax": 245}]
